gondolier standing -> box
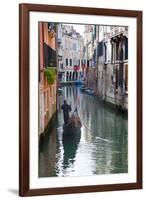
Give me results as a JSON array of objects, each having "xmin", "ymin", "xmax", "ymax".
[{"xmin": 61, "ymin": 100, "xmax": 72, "ymax": 125}]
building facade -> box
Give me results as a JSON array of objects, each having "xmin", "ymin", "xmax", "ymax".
[
  {"xmin": 57, "ymin": 24, "xmax": 128, "ymax": 111},
  {"xmin": 84, "ymin": 25, "xmax": 128, "ymax": 110},
  {"xmin": 39, "ymin": 22, "xmax": 57, "ymax": 136},
  {"xmin": 57, "ymin": 24, "xmax": 84, "ymax": 83},
  {"xmin": 83, "ymin": 25, "xmax": 97, "ymax": 91}
]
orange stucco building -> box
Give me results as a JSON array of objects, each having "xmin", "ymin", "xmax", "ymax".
[{"xmin": 39, "ymin": 22, "xmax": 57, "ymax": 136}]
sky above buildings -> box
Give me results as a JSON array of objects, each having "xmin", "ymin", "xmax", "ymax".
[{"xmin": 63, "ymin": 23, "xmax": 85, "ymax": 36}]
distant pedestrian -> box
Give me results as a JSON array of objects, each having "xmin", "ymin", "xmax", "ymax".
[{"xmin": 61, "ymin": 100, "xmax": 72, "ymax": 124}]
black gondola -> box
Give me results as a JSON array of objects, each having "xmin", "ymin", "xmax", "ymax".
[{"xmin": 63, "ymin": 108, "xmax": 82, "ymax": 135}]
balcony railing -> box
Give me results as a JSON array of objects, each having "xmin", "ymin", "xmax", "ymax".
[{"xmin": 104, "ymin": 27, "xmax": 127, "ymax": 40}]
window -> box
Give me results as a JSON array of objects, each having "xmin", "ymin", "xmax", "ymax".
[
  {"xmin": 125, "ymin": 37, "xmax": 128, "ymax": 60},
  {"xmin": 119, "ymin": 63, "xmax": 124, "ymax": 90},
  {"xmin": 116, "ymin": 42, "xmax": 119, "ymax": 60},
  {"xmin": 104, "ymin": 44, "xmax": 107, "ymax": 63},
  {"xmin": 94, "ymin": 26, "xmax": 96, "ymax": 39},
  {"xmin": 81, "ymin": 60, "xmax": 83, "ymax": 66},
  {"xmin": 115, "ymin": 65, "xmax": 119, "ymax": 90},
  {"xmin": 119, "ymin": 48, "xmax": 123, "ymax": 61},
  {"xmin": 44, "ymin": 44, "xmax": 56, "ymax": 67},
  {"xmin": 111, "ymin": 43, "xmax": 114, "ymax": 63},
  {"xmin": 70, "ymin": 59, "xmax": 72, "ymax": 66},
  {"xmin": 98, "ymin": 41, "xmax": 103, "ymax": 57},
  {"xmin": 125, "ymin": 64, "xmax": 128, "ymax": 92},
  {"xmin": 78, "ymin": 60, "xmax": 80, "ymax": 66},
  {"xmin": 66, "ymin": 71, "xmax": 69, "ymax": 81},
  {"xmin": 66, "ymin": 59, "xmax": 68, "ymax": 66}
]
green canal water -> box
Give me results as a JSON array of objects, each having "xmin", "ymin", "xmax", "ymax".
[{"xmin": 39, "ymin": 85, "xmax": 128, "ymax": 177}]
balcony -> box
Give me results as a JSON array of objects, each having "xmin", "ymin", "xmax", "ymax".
[{"xmin": 105, "ymin": 27, "xmax": 127, "ymax": 39}]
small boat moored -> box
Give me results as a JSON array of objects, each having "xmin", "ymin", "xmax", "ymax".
[
  {"xmin": 74, "ymin": 80, "xmax": 84, "ymax": 86},
  {"xmin": 80, "ymin": 86, "xmax": 95, "ymax": 96},
  {"xmin": 80, "ymin": 85, "xmax": 87, "ymax": 92},
  {"xmin": 85, "ymin": 89, "xmax": 95, "ymax": 95}
]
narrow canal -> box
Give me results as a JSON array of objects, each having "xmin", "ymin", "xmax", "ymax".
[{"xmin": 39, "ymin": 85, "xmax": 128, "ymax": 177}]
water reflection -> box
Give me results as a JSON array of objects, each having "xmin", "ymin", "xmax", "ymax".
[
  {"xmin": 39, "ymin": 85, "xmax": 128, "ymax": 177},
  {"xmin": 62, "ymin": 129, "xmax": 81, "ymax": 174}
]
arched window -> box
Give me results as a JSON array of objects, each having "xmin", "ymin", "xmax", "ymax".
[
  {"xmin": 69, "ymin": 72, "xmax": 72, "ymax": 81},
  {"xmin": 119, "ymin": 48, "xmax": 124, "ymax": 89},
  {"xmin": 119, "ymin": 47, "xmax": 124, "ymax": 61},
  {"xmin": 72, "ymin": 72, "xmax": 75, "ymax": 81},
  {"xmin": 66, "ymin": 71, "xmax": 69, "ymax": 82},
  {"xmin": 116, "ymin": 42, "xmax": 119, "ymax": 60},
  {"xmin": 111, "ymin": 42, "xmax": 114, "ymax": 63},
  {"xmin": 124, "ymin": 37, "xmax": 128, "ymax": 60}
]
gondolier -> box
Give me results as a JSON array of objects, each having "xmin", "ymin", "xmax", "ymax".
[{"xmin": 61, "ymin": 100, "xmax": 72, "ymax": 125}]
